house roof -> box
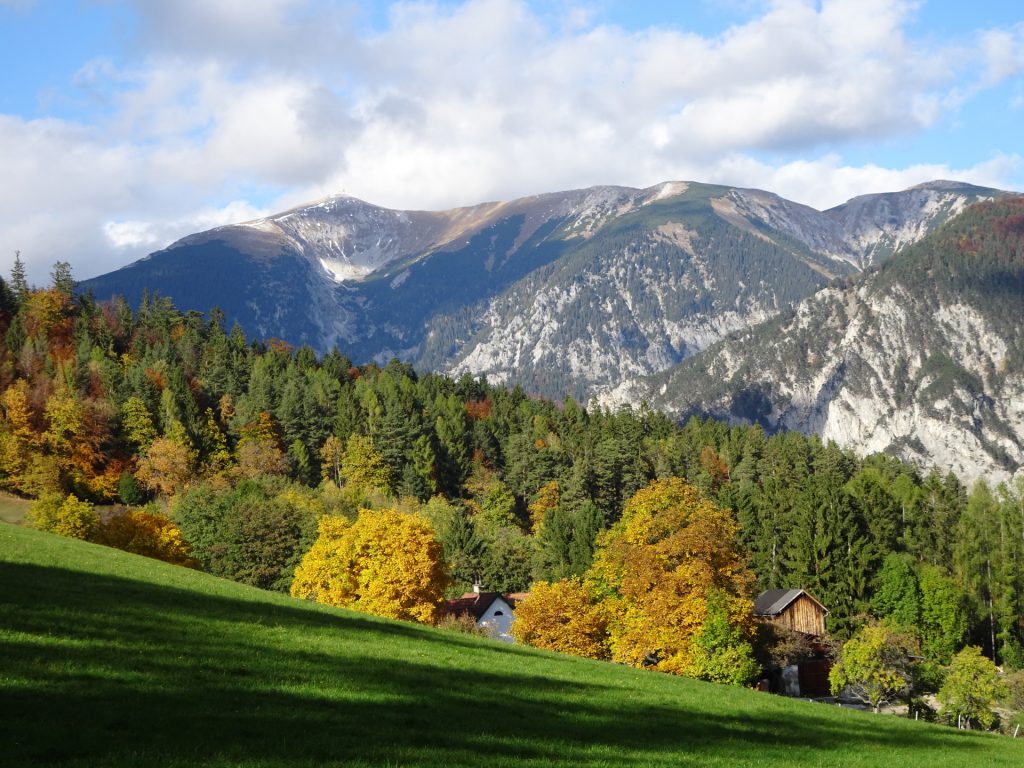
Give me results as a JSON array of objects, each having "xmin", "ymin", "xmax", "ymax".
[
  {"xmin": 753, "ymin": 588, "xmax": 828, "ymax": 617},
  {"xmin": 444, "ymin": 592, "xmax": 524, "ymax": 621}
]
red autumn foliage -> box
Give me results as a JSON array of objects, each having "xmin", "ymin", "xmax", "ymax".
[{"xmin": 464, "ymin": 398, "xmax": 493, "ymax": 420}]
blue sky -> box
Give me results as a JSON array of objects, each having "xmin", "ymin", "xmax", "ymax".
[{"xmin": 1, "ymin": 0, "xmax": 1022, "ymax": 283}]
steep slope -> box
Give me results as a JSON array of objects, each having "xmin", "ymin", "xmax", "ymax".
[
  {"xmin": 636, "ymin": 196, "xmax": 1024, "ymax": 483},
  {"xmin": 79, "ymin": 180, "xmax": 1005, "ymax": 400}
]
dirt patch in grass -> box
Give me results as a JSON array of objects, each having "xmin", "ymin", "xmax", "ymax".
[{"xmin": 0, "ymin": 492, "xmax": 30, "ymax": 525}]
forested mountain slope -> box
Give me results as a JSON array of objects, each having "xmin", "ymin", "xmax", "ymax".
[
  {"xmin": 79, "ymin": 180, "xmax": 1003, "ymax": 401},
  {"xmin": 634, "ymin": 196, "xmax": 1024, "ymax": 484}
]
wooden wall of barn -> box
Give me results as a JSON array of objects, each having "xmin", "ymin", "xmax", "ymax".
[{"xmin": 770, "ymin": 594, "xmax": 826, "ymax": 636}]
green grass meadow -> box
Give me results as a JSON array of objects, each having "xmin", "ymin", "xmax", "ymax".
[{"xmin": 1, "ymin": 523, "xmax": 1021, "ymax": 767}]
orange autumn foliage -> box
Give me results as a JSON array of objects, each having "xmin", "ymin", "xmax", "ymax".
[{"xmin": 464, "ymin": 398, "xmax": 493, "ymax": 420}]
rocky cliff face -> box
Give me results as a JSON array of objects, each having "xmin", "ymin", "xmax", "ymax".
[{"xmin": 635, "ymin": 196, "xmax": 1024, "ymax": 483}]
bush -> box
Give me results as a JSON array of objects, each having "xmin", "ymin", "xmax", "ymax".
[
  {"xmin": 117, "ymin": 472, "xmax": 147, "ymax": 506},
  {"xmin": 938, "ymin": 646, "xmax": 1008, "ymax": 730},
  {"xmin": 1005, "ymin": 670, "xmax": 1024, "ymax": 711},
  {"xmin": 94, "ymin": 506, "xmax": 197, "ymax": 568},
  {"xmin": 27, "ymin": 493, "xmax": 100, "ymax": 540},
  {"xmin": 435, "ymin": 612, "xmax": 489, "ymax": 637}
]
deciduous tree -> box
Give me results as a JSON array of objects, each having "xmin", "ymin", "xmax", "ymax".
[
  {"xmin": 291, "ymin": 508, "xmax": 449, "ymax": 623},
  {"xmin": 938, "ymin": 645, "xmax": 1007, "ymax": 729},
  {"xmin": 511, "ymin": 578, "xmax": 610, "ymax": 659},
  {"xmin": 829, "ymin": 624, "xmax": 915, "ymax": 712},
  {"xmin": 587, "ymin": 478, "xmax": 757, "ymax": 679}
]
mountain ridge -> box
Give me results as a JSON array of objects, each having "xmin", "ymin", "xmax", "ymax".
[{"xmin": 81, "ymin": 180, "xmax": 1004, "ymax": 390}]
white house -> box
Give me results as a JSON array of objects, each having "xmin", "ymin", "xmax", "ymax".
[{"xmin": 444, "ymin": 586, "xmax": 529, "ymax": 642}]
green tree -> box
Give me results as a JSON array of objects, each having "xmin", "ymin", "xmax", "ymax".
[
  {"xmin": 829, "ymin": 625, "xmax": 915, "ymax": 712},
  {"xmin": 50, "ymin": 260, "xmax": 74, "ymax": 296},
  {"xmin": 172, "ymin": 478, "xmax": 319, "ymax": 591},
  {"xmin": 918, "ymin": 565, "xmax": 969, "ymax": 664},
  {"xmin": 871, "ymin": 553, "xmax": 921, "ymax": 631},
  {"xmin": 955, "ymin": 482, "xmax": 1000, "ymax": 659},
  {"xmin": 122, "ymin": 396, "xmax": 158, "ymax": 453},
  {"xmin": 10, "ymin": 251, "xmax": 29, "ymax": 305},
  {"xmin": 688, "ymin": 589, "xmax": 762, "ymax": 685},
  {"xmin": 938, "ymin": 646, "xmax": 1008, "ymax": 729}
]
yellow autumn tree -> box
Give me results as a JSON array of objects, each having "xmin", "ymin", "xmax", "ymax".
[
  {"xmin": 234, "ymin": 412, "xmax": 288, "ymax": 479},
  {"xmin": 340, "ymin": 434, "xmax": 392, "ymax": 495},
  {"xmin": 511, "ymin": 577, "xmax": 610, "ymax": 659},
  {"xmin": 291, "ymin": 508, "xmax": 449, "ymax": 623},
  {"xmin": 93, "ymin": 508, "xmax": 198, "ymax": 568},
  {"xmin": 587, "ymin": 477, "xmax": 756, "ymax": 679},
  {"xmin": 0, "ymin": 379, "xmax": 37, "ymax": 493},
  {"xmin": 319, "ymin": 435, "xmax": 344, "ymax": 486},
  {"xmin": 528, "ymin": 480, "xmax": 561, "ymax": 533}
]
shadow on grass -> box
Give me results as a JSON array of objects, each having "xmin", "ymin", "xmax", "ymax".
[{"xmin": 0, "ymin": 561, "xmax": 1013, "ymax": 767}]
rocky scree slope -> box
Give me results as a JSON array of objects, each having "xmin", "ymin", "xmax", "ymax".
[{"xmin": 634, "ymin": 196, "xmax": 1024, "ymax": 484}]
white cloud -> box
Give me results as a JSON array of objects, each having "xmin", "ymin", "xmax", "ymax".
[
  {"xmin": 1, "ymin": 0, "xmax": 1022, "ymax": 285},
  {"xmin": 707, "ymin": 152, "xmax": 1024, "ymax": 210},
  {"xmin": 979, "ymin": 23, "xmax": 1024, "ymax": 85},
  {"xmin": 103, "ymin": 201, "xmax": 268, "ymax": 249}
]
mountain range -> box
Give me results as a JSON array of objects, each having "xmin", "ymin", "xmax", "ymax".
[{"xmin": 80, "ymin": 179, "xmax": 1019, "ymax": 481}]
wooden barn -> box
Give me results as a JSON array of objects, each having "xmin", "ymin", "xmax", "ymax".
[
  {"xmin": 754, "ymin": 588, "xmax": 830, "ymax": 698},
  {"xmin": 753, "ymin": 588, "xmax": 828, "ymax": 637}
]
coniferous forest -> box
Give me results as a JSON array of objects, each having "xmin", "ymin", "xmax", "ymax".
[{"xmin": 1, "ymin": 260, "xmax": 1023, "ymax": 683}]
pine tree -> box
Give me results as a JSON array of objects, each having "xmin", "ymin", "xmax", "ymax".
[{"xmin": 10, "ymin": 251, "xmax": 29, "ymax": 305}]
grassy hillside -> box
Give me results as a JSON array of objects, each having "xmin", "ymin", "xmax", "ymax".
[{"xmin": 1, "ymin": 525, "xmax": 1021, "ymax": 768}]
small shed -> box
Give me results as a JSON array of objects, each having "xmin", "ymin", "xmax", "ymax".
[
  {"xmin": 753, "ymin": 588, "xmax": 828, "ymax": 638},
  {"xmin": 444, "ymin": 589, "xmax": 528, "ymax": 643}
]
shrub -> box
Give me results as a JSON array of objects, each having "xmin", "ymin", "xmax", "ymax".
[
  {"xmin": 94, "ymin": 507, "xmax": 197, "ymax": 568},
  {"xmin": 938, "ymin": 646, "xmax": 1008, "ymax": 730},
  {"xmin": 27, "ymin": 493, "xmax": 100, "ymax": 540},
  {"xmin": 435, "ymin": 612, "xmax": 489, "ymax": 637}
]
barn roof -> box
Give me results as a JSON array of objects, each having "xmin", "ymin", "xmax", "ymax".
[{"xmin": 753, "ymin": 588, "xmax": 828, "ymax": 617}]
